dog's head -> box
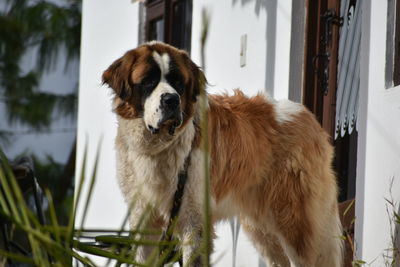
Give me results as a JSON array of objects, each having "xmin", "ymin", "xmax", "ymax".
[{"xmin": 102, "ymin": 42, "xmax": 206, "ymax": 135}]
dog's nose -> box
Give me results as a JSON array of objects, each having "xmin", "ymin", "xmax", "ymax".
[{"xmin": 161, "ymin": 93, "xmax": 180, "ymax": 111}]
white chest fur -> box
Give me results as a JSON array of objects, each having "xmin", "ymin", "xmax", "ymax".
[{"xmin": 115, "ymin": 117, "xmax": 196, "ymax": 218}]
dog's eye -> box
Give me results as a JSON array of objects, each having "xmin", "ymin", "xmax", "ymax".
[
  {"xmin": 167, "ymin": 74, "xmax": 184, "ymax": 94},
  {"xmin": 141, "ymin": 77, "xmax": 158, "ymax": 91}
]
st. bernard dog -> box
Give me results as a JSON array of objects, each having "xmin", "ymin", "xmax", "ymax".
[{"xmin": 102, "ymin": 42, "xmax": 343, "ymax": 267}]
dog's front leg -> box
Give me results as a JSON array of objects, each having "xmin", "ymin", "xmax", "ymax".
[
  {"xmin": 180, "ymin": 221, "xmax": 203, "ymax": 267},
  {"xmin": 129, "ymin": 205, "xmax": 164, "ymax": 264},
  {"xmin": 178, "ymin": 195, "xmax": 208, "ymax": 266},
  {"xmin": 177, "ymin": 149, "xmax": 214, "ymax": 266}
]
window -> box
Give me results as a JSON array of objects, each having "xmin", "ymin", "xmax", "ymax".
[
  {"xmin": 145, "ymin": 0, "xmax": 193, "ymax": 53},
  {"xmin": 146, "ymin": 0, "xmax": 165, "ymax": 42},
  {"xmin": 386, "ymin": 0, "xmax": 400, "ymax": 88}
]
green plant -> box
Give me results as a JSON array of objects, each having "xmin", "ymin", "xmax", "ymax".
[
  {"xmin": 0, "ymin": 131, "xmax": 215, "ymax": 266},
  {"xmin": 383, "ymin": 177, "xmax": 400, "ymax": 267},
  {"xmin": 348, "ymin": 178, "xmax": 400, "ymax": 267},
  {"xmin": 0, "ymin": 147, "xmax": 185, "ymax": 266},
  {"xmin": 352, "ymin": 259, "xmax": 367, "ymax": 267},
  {"xmin": 0, "ymin": 0, "xmax": 81, "ymax": 225},
  {"xmin": 200, "ymin": 7, "xmax": 212, "ymax": 267}
]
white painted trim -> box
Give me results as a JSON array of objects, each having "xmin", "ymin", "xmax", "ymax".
[{"xmin": 355, "ymin": 0, "xmax": 369, "ymax": 261}]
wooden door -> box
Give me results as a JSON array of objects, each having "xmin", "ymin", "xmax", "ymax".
[
  {"xmin": 303, "ymin": 0, "xmax": 357, "ymax": 266},
  {"xmin": 304, "ymin": 0, "xmax": 341, "ymax": 136}
]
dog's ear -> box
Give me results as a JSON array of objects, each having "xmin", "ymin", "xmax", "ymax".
[
  {"xmin": 102, "ymin": 51, "xmax": 136, "ymax": 100},
  {"xmin": 187, "ymin": 57, "xmax": 207, "ymax": 102}
]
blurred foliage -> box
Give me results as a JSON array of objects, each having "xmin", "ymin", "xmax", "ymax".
[
  {"xmin": 0, "ymin": 0, "xmax": 81, "ymax": 130},
  {"xmin": 31, "ymin": 154, "xmax": 74, "ymax": 225},
  {"xmin": 0, "ymin": 0, "xmax": 81, "ymax": 243},
  {"xmin": 0, "ymin": 148, "xmax": 190, "ymax": 266},
  {"xmin": 0, "ymin": 131, "xmax": 12, "ymax": 147}
]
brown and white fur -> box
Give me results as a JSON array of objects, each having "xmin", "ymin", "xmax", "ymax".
[{"xmin": 102, "ymin": 42, "xmax": 343, "ymax": 267}]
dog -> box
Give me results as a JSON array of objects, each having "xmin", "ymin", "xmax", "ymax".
[{"xmin": 102, "ymin": 41, "xmax": 343, "ymax": 267}]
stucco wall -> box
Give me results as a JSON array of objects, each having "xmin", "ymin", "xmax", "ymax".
[{"xmin": 356, "ymin": 1, "xmax": 400, "ymax": 264}]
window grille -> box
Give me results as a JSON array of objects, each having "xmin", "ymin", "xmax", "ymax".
[{"xmin": 335, "ymin": 0, "xmax": 361, "ymax": 139}]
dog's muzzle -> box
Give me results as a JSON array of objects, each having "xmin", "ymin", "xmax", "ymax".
[{"xmin": 149, "ymin": 93, "xmax": 182, "ymax": 135}]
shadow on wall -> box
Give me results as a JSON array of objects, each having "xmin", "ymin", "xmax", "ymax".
[{"xmin": 232, "ymin": 0, "xmax": 277, "ymax": 97}]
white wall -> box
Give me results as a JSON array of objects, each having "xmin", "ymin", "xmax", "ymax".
[
  {"xmin": 356, "ymin": 1, "xmax": 400, "ymax": 265},
  {"xmin": 75, "ymin": 0, "xmax": 139, "ymax": 264},
  {"xmin": 191, "ymin": 0, "xmax": 292, "ymax": 100}
]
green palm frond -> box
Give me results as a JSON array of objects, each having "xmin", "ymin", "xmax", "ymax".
[
  {"xmin": 0, "ymin": 147, "xmax": 184, "ymax": 266},
  {"xmin": 0, "ymin": 0, "xmax": 81, "ymax": 131}
]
